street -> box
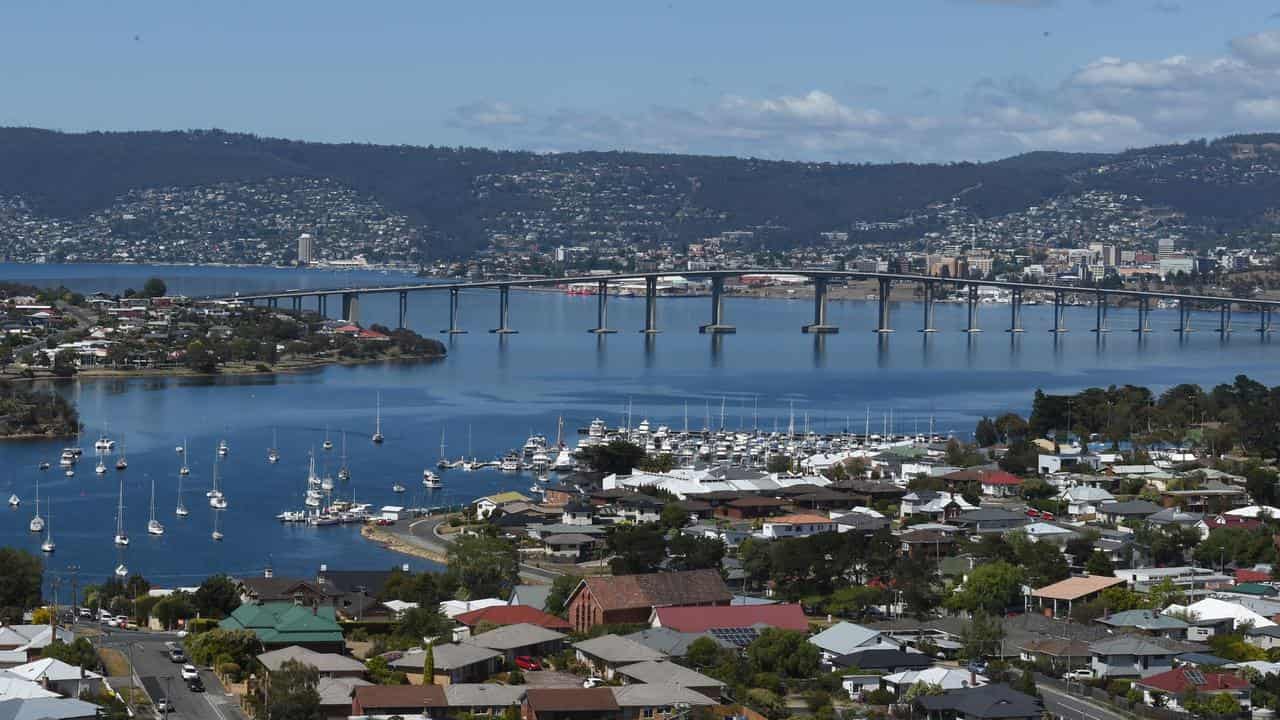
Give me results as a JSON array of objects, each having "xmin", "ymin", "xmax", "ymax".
[
  {"xmin": 1039, "ymin": 680, "xmax": 1134, "ymax": 720},
  {"xmin": 98, "ymin": 629, "xmax": 245, "ymax": 720}
]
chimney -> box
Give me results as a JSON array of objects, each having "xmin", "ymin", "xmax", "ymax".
[{"xmin": 313, "ymin": 603, "xmax": 318, "ymax": 616}]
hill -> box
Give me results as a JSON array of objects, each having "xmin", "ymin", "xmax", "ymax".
[{"xmin": 3, "ymin": 128, "xmax": 1280, "ymax": 262}]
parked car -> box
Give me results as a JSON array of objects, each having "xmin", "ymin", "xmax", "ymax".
[
  {"xmin": 514, "ymin": 656, "xmax": 542, "ymax": 671},
  {"xmin": 582, "ymin": 677, "xmax": 604, "ymax": 689},
  {"xmin": 180, "ymin": 664, "xmax": 199, "ymax": 681},
  {"xmin": 154, "ymin": 697, "xmax": 175, "ymax": 713},
  {"xmin": 1064, "ymin": 668, "xmax": 1095, "ymax": 681},
  {"xmin": 186, "ymin": 676, "xmax": 205, "ymax": 693},
  {"xmin": 168, "ymin": 648, "xmax": 187, "ymax": 663},
  {"xmin": 78, "ymin": 608, "xmax": 93, "ymax": 619},
  {"xmin": 967, "ymin": 660, "xmax": 988, "ymax": 675}
]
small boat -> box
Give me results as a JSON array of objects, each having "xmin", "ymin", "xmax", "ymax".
[
  {"xmin": 208, "ymin": 455, "xmax": 227, "ymax": 508},
  {"xmin": 322, "ymin": 426, "xmax": 333, "ymax": 451},
  {"xmin": 268, "ymin": 429, "xmax": 280, "ymax": 464},
  {"xmin": 115, "ymin": 442, "xmax": 128, "ymax": 470},
  {"xmin": 95, "ymin": 459, "xmax": 107, "ymax": 475},
  {"xmin": 337, "ymin": 433, "xmax": 350, "ymax": 481},
  {"xmin": 64, "ymin": 469, "xmax": 74, "ymax": 478},
  {"xmin": 211, "ymin": 510, "xmax": 223, "ymax": 541},
  {"xmin": 114, "ymin": 563, "xmax": 128, "ymax": 578},
  {"xmin": 7, "ymin": 494, "xmax": 18, "ymax": 508},
  {"xmin": 372, "ymin": 392, "xmax": 385, "ymax": 444},
  {"xmin": 175, "ymin": 444, "xmax": 184, "ymax": 454},
  {"xmin": 146, "ymin": 478, "xmax": 164, "ymax": 536},
  {"xmin": 38, "ymin": 462, "xmax": 49, "ymax": 471},
  {"xmin": 176, "ymin": 460, "xmax": 189, "ymax": 517},
  {"xmin": 391, "ymin": 483, "xmax": 406, "ymax": 494},
  {"xmin": 59, "ymin": 450, "xmax": 75, "ymax": 467},
  {"xmin": 180, "ymin": 438, "xmax": 190, "ymax": 475},
  {"xmin": 114, "ymin": 473, "xmax": 129, "ymax": 546},
  {"xmin": 40, "ymin": 500, "xmax": 54, "ymax": 553},
  {"xmin": 422, "ymin": 470, "xmax": 442, "ymax": 489},
  {"xmin": 28, "ymin": 477, "xmax": 43, "ymax": 533},
  {"xmin": 499, "ymin": 454, "xmax": 521, "ymax": 473},
  {"xmin": 528, "ymin": 483, "xmax": 544, "ymax": 495},
  {"xmin": 94, "ymin": 432, "xmax": 114, "ymax": 452},
  {"xmin": 210, "ymin": 494, "xmax": 227, "ymax": 509},
  {"xmin": 218, "ymin": 439, "xmax": 229, "ymax": 456},
  {"xmin": 276, "ymin": 510, "xmax": 306, "ymax": 522}
]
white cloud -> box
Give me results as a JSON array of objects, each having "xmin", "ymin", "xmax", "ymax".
[{"xmin": 451, "ymin": 27, "xmax": 1280, "ymax": 163}]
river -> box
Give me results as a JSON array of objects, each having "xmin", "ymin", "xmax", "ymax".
[{"xmin": 1, "ymin": 262, "xmax": 1277, "ymax": 590}]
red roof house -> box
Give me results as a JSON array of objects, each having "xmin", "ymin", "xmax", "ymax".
[
  {"xmin": 979, "ymin": 470, "xmax": 1023, "ymax": 498},
  {"xmin": 1236, "ymin": 568, "xmax": 1272, "ymax": 584},
  {"xmin": 649, "ymin": 603, "xmax": 809, "ymax": 633},
  {"xmin": 565, "ymin": 569, "xmax": 732, "ymax": 633},
  {"xmin": 454, "ymin": 605, "xmax": 571, "ymax": 632},
  {"xmin": 1135, "ymin": 668, "xmax": 1250, "ymax": 711}
]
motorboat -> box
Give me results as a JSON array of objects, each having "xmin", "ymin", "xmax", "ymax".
[
  {"xmin": 322, "ymin": 427, "xmax": 333, "ymax": 451},
  {"xmin": 115, "ymin": 563, "xmax": 128, "ymax": 578},
  {"xmin": 212, "ymin": 510, "xmax": 223, "ymax": 541},
  {"xmin": 59, "ymin": 450, "xmax": 76, "ymax": 467},
  {"xmin": 95, "ymin": 459, "xmax": 107, "ymax": 475},
  {"xmin": 64, "ymin": 469, "xmax": 74, "ymax": 478},
  {"xmin": 209, "ymin": 493, "xmax": 228, "ymax": 509},
  {"xmin": 38, "ymin": 462, "xmax": 49, "ymax": 471},
  {"xmin": 94, "ymin": 434, "xmax": 114, "ymax": 452},
  {"xmin": 499, "ymin": 454, "xmax": 521, "ymax": 473},
  {"xmin": 277, "ymin": 510, "xmax": 306, "ymax": 522},
  {"xmin": 218, "ymin": 439, "xmax": 229, "ymax": 456},
  {"xmin": 422, "ymin": 470, "xmax": 442, "ymax": 489},
  {"xmin": 115, "ymin": 442, "xmax": 128, "ymax": 470},
  {"xmin": 391, "ymin": 483, "xmax": 406, "ymax": 493}
]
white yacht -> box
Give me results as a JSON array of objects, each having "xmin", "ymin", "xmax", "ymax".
[
  {"xmin": 211, "ymin": 509, "xmax": 223, "ymax": 541},
  {"xmin": 38, "ymin": 462, "xmax": 50, "ymax": 471},
  {"xmin": 28, "ymin": 477, "xmax": 43, "ymax": 533},
  {"xmin": 337, "ymin": 432, "xmax": 350, "ymax": 481},
  {"xmin": 59, "ymin": 449, "xmax": 76, "ymax": 467},
  {"xmin": 7, "ymin": 494, "xmax": 18, "ymax": 508},
  {"xmin": 208, "ymin": 456, "xmax": 227, "ymax": 509},
  {"xmin": 113, "ymin": 475, "xmax": 128, "ymax": 546},
  {"xmin": 530, "ymin": 450, "xmax": 551, "ymax": 473},
  {"xmin": 115, "ymin": 441, "xmax": 128, "ymax": 470},
  {"xmin": 372, "ymin": 392, "xmax": 385, "ymax": 444},
  {"xmin": 146, "ymin": 477, "xmax": 164, "ymax": 535},
  {"xmin": 499, "ymin": 454, "xmax": 521, "ymax": 473},
  {"xmin": 114, "ymin": 563, "xmax": 128, "ymax": 578},
  {"xmin": 391, "ymin": 483, "xmax": 406, "ymax": 493},
  {"xmin": 95, "ymin": 457, "xmax": 107, "ymax": 475},
  {"xmin": 551, "ymin": 448, "xmax": 576, "ymax": 472},
  {"xmin": 322, "ymin": 426, "xmax": 333, "ymax": 451},
  {"xmin": 180, "ymin": 438, "xmax": 190, "ymax": 475},
  {"xmin": 218, "ymin": 439, "xmax": 229, "ymax": 456},
  {"xmin": 268, "ymin": 428, "xmax": 280, "ymax": 464},
  {"xmin": 40, "ymin": 501, "xmax": 54, "ymax": 553},
  {"xmin": 64, "ymin": 468, "xmax": 74, "ymax": 478},
  {"xmin": 422, "ymin": 470, "xmax": 442, "ymax": 489},
  {"xmin": 94, "ymin": 432, "xmax": 114, "ymax": 452}
]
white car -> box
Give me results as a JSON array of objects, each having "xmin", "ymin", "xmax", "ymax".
[
  {"xmin": 180, "ymin": 664, "xmax": 199, "ymax": 681},
  {"xmin": 582, "ymin": 677, "xmax": 604, "ymax": 689},
  {"xmin": 1063, "ymin": 669, "xmax": 1094, "ymax": 681}
]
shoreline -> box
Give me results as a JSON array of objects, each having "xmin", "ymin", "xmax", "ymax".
[
  {"xmin": 0, "ymin": 353, "xmax": 445, "ymax": 384},
  {"xmin": 361, "ymin": 521, "xmax": 449, "ymax": 565}
]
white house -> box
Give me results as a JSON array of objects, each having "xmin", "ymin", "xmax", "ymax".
[
  {"xmin": 1060, "ymin": 486, "xmax": 1115, "ymax": 519},
  {"xmin": 758, "ymin": 513, "xmax": 838, "ymax": 540}
]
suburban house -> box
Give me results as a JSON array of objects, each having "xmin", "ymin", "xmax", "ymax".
[
  {"xmin": 218, "ymin": 601, "xmax": 344, "ymax": 652},
  {"xmin": 953, "ymin": 508, "xmax": 1028, "ymax": 535},
  {"xmin": 5, "ymin": 659, "xmax": 105, "ymax": 698},
  {"xmin": 464, "ymin": 623, "xmax": 567, "ymax": 663},
  {"xmin": 649, "ymin": 603, "xmax": 808, "ymax": 633},
  {"xmin": 522, "ymin": 687, "xmax": 620, "ymax": 720},
  {"xmin": 444, "ymin": 685, "xmax": 528, "ymax": 718},
  {"xmin": 1096, "ymin": 610, "xmax": 1189, "ymax": 639},
  {"xmin": 808, "ymin": 621, "xmax": 900, "ymax": 661},
  {"xmin": 883, "ymin": 667, "xmax": 987, "ymax": 697},
  {"xmin": 454, "ymin": 605, "xmax": 572, "ymax": 633},
  {"xmin": 317, "ymin": 677, "xmax": 372, "ymax": 719},
  {"xmin": 0, "ymin": 626, "xmax": 73, "ymax": 664},
  {"xmin": 978, "ymin": 470, "xmax": 1023, "ymax": 498},
  {"xmin": 390, "ymin": 643, "xmax": 503, "ymax": 685},
  {"xmin": 609, "ymin": 685, "xmax": 717, "ymax": 720},
  {"xmin": 899, "ymin": 491, "xmax": 975, "ymax": 521},
  {"xmin": 758, "ymin": 513, "xmax": 838, "ymax": 539},
  {"xmin": 351, "ymin": 685, "xmax": 448, "ymax": 716},
  {"xmin": 1026, "ymin": 575, "xmax": 1127, "ymax": 619},
  {"xmin": 1134, "ymin": 667, "xmax": 1251, "ymax": 711},
  {"xmin": 623, "ymin": 627, "xmax": 736, "ymax": 658},
  {"xmin": 1096, "ymin": 500, "xmax": 1162, "ymax": 524},
  {"xmin": 1059, "ymin": 486, "xmax": 1115, "ymax": 519},
  {"xmin": 565, "ymin": 569, "xmax": 732, "ymax": 633},
  {"xmin": 1018, "ymin": 639, "xmax": 1091, "ymax": 670},
  {"xmin": 474, "ymin": 492, "xmax": 531, "ymax": 519},
  {"xmin": 235, "ymin": 576, "xmax": 338, "ymax": 607},
  {"xmin": 257, "ymin": 645, "xmax": 367, "ymax": 679},
  {"xmin": 831, "ymin": 648, "xmax": 933, "ymax": 673},
  {"xmin": 572, "ymin": 635, "xmax": 668, "ymax": 680},
  {"xmin": 615, "ymin": 660, "xmax": 725, "ymax": 700},
  {"xmin": 1089, "ymin": 636, "xmax": 1179, "ymax": 679},
  {"xmin": 916, "ymin": 683, "xmax": 1042, "ymax": 720}
]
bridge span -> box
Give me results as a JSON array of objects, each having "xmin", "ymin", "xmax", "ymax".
[{"xmin": 216, "ymin": 269, "xmax": 1280, "ymax": 337}]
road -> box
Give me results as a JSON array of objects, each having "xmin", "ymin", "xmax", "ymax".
[
  {"xmin": 12, "ymin": 300, "xmax": 94, "ymax": 361},
  {"xmin": 397, "ymin": 515, "xmax": 560, "ymax": 583},
  {"xmin": 1038, "ymin": 679, "xmax": 1134, "ymax": 720},
  {"xmin": 98, "ymin": 629, "xmax": 245, "ymax": 720}
]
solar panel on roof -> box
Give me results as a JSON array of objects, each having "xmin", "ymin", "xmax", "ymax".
[
  {"xmin": 708, "ymin": 626, "xmax": 760, "ymax": 648},
  {"xmin": 1184, "ymin": 668, "xmax": 1206, "ymax": 686}
]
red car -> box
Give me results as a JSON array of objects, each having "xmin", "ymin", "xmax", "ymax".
[
  {"xmin": 1041, "ymin": 511, "xmax": 1055, "ymax": 521},
  {"xmin": 1025, "ymin": 508, "xmax": 1040, "ymax": 518},
  {"xmin": 514, "ymin": 656, "xmax": 542, "ymax": 671}
]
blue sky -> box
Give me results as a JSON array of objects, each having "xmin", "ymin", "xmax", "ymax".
[{"xmin": 4, "ymin": 0, "xmax": 1280, "ymax": 162}]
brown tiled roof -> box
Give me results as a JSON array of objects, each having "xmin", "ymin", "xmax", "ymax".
[
  {"xmin": 579, "ymin": 569, "xmax": 731, "ymax": 612},
  {"xmin": 726, "ymin": 496, "xmax": 788, "ymax": 508},
  {"xmin": 351, "ymin": 685, "xmax": 448, "ymax": 713},
  {"xmin": 524, "ymin": 688, "xmax": 620, "ymax": 712},
  {"xmin": 899, "ymin": 530, "xmax": 956, "ymax": 544}
]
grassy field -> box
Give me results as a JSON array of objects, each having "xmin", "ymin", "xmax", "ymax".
[{"xmin": 98, "ymin": 647, "xmax": 131, "ymax": 678}]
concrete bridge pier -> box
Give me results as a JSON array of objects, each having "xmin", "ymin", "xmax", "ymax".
[
  {"xmin": 1260, "ymin": 306, "xmax": 1273, "ymax": 334},
  {"xmin": 803, "ymin": 277, "xmax": 838, "ymax": 333},
  {"xmin": 490, "ymin": 286, "xmax": 516, "ymax": 334},
  {"xmin": 875, "ymin": 278, "xmax": 894, "ymax": 333},
  {"xmin": 396, "ymin": 291, "xmax": 408, "ymax": 329},
  {"xmin": 1134, "ymin": 297, "xmax": 1151, "ymax": 333},
  {"xmin": 590, "ymin": 281, "xmax": 616, "ymax": 334},
  {"xmin": 267, "ymin": 297, "xmax": 278, "ymax": 309},
  {"xmin": 965, "ymin": 285, "xmax": 981, "ymax": 333},
  {"xmin": 1093, "ymin": 292, "xmax": 1109, "ymax": 333},
  {"xmin": 442, "ymin": 287, "xmax": 467, "ymax": 334},
  {"xmin": 340, "ymin": 292, "xmax": 360, "ymax": 324},
  {"xmin": 316, "ymin": 294, "xmax": 327, "ymax": 318},
  {"xmin": 1007, "ymin": 289, "xmax": 1024, "ymax": 333},
  {"xmin": 700, "ymin": 276, "xmax": 736, "ymax": 334},
  {"xmin": 1051, "ymin": 290, "xmax": 1067, "ymax": 333},
  {"xmin": 291, "ymin": 296, "xmax": 302, "ymax": 313},
  {"xmin": 1219, "ymin": 302, "xmax": 1232, "ymax": 334},
  {"xmin": 641, "ymin": 276, "xmax": 660, "ymax": 334},
  {"xmin": 1177, "ymin": 299, "xmax": 1193, "ymax": 333},
  {"xmin": 920, "ymin": 281, "xmax": 937, "ymax": 333}
]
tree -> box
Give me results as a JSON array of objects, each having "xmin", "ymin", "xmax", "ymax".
[
  {"xmin": 545, "ymin": 574, "xmax": 580, "ymax": 617},
  {"xmin": 0, "ymin": 548, "xmax": 43, "ymax": 620},
  {"xmin": 423, "ymin": 643, "xmax": 435, "ymax": 682},
  {"xmin": 946, "ymin": 561, "xmax": 1023, "ymax": 615},
  {"xmin": 184, "ymin": 629, "xmax": 259, "ymax": 669},
  {"xmin": 576, "ymin": 440, "xmax": 645, "ymax": 475},
  {"xmin": 606, "ymin": 523, "xmax": 668, "ymax": 575},
  {"xmin": 184, "ymin": 339, "xmax": 218, "ymax": 373},
  {"xmin": 193, "ymin": 575, "xmax": 240, "ymax": 618},
  {"xmin": 659, "ymin": 504, "xmax": 690, "ymax": 530},
  {"xmin": 738, "ymin": 537, "xmax": 773, "ymax": 591},
  {"xmin": 1085, "ymin": 550, "xmax": 1115, "ymax": 577},
  {"xmin": 666, "ymin": 534, "xmax": 725, "ymax": 572},
  {"xmin": 267, "ymin": 658, "xmax": 321, "ymax": 720},
  {"xmin": 1010, "ymin": 535, "xmax": 1069, "ymax": 588},
  {"xmin": 766, "ymin": 455, "xmax": 792, "ymax": 474},
  {"xmin": 152, "ymin": 592, "xmax": 196, "ymax": 629},
  {"xmin": 684, "ymin": 636, "xmax": 726, "ymax": 669},
  {"xmin": 446, "ymin": 535, "xmax": 518, "ymax": 599},
  {"xmin": 974, "ymin": 417, "xmax": 998, "ymax": 447},
  {"xmin": 959, "ymin": 611, "xmax": 1004, "ymax": 661},
  {"xmin": 746, "ymin": 629, "xmax": 820, "ymax": 679},
  {"xmin": 142, "ymin": 277, "xmax": 168, "ymax": 298},
  {"xmin": 903, "ymin": 681, "xmax": 945, "ymax": 702},
  {"xmin": 42, "ymin": 638, "xmax": 100, "ymax": 670},
  {"xmin": 395, "ymin": 607, "xmax": 449, "ymax": 641},
  {"xmin": 364, "ymin": 656, "xmax": 407, "ymax": 685}
]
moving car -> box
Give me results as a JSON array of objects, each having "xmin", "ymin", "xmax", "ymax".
[
  {"xmin": 186, "ymin": 676, "xmax": 205, "ymax": 693},
  {"xmin": 154, "ymin": 697, "xmax": 175, "ymax": 713},
  {"xmin": 168, "ymin": 648, "xmax": 186, "ymax": 663},
  {"xmin": 180, "ymin": 664, "xmax": 199, "ymax": 681}
]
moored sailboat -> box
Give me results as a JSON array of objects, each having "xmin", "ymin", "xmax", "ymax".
[
  {"xmin": 28, "ymin": 477, "xmax": 43, "ymax": 533},
  {"xmin": 113, "ymin": 475, "xmax": 129, "ymax": 546},
  {"xmin": 147, "ymin": 477, "xmax": 164, "ymax": 535},
  {"xmin": 372, "ymin": 392, "xmax": 385, "ymax": 444},
  {"xmin": 40, "ymin": 500, "xmax": 54, "ymax": 553}
]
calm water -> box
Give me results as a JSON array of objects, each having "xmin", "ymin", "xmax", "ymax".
[{"xmin": 2, "ymin": 262, "xmax": 1278, "ymax": 590}]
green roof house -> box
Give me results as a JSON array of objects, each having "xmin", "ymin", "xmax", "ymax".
[{"xmin": 219, "ymin": 602, "xmax": 344, "ymax": 652}]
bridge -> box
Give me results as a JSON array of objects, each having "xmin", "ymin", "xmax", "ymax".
[{"xmin": 219, "ymin": 269, "xmax": 1280, "ymax": 336}]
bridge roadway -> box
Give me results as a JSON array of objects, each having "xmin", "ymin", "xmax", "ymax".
[{"xmin": 214, "ymin": 269, "xmax": 1280, "ymax": 336}]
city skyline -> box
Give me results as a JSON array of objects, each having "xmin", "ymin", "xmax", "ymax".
[{"xmin": 5, "ymin": 1, "xmax": 1280, "ymax": 163}]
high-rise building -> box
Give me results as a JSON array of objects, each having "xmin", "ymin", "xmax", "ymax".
[
  {"xmin": 1157, "ymin": 238, "xmax": 1176, "ymax": 260},
  {"xmin": 297, "ymin": 233, "xmax": 316, "ymax": 265}
]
